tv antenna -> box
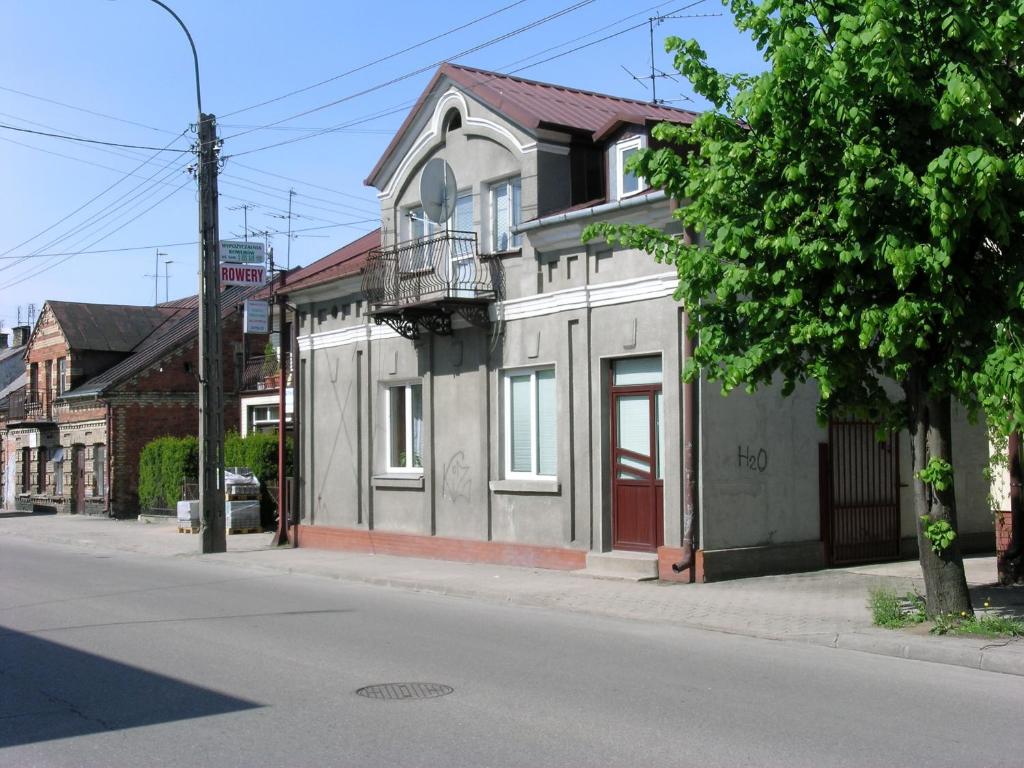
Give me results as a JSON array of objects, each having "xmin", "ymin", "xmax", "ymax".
[
  {"xmin": 625, "ymin": 9, "xmax": 721, "ymax": 105},
  {"xmin": 228, "ymin": 203, "xmax": 258, "ymax": 242}
]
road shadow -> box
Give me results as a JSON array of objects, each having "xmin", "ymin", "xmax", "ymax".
[
  {"xmin": 0, "ymin": 626, "xmax": 261, "ymax": 747},
  {"xmin": 0, "ymin": 510, "xmax": 57, "ymax": 519}
]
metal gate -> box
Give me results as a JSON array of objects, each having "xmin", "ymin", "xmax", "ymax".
[{"xmin": 820, "ymin": 420, "xmax": 901, "ymax": 566}]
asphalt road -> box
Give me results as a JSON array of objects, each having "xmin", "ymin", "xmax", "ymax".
[{"xmin": 1, "ymin": 536, "xmax": 1021, "ymax": 768}]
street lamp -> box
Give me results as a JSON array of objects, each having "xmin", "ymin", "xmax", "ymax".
[{"xmin": 142, "ymin": 0, "xmax": 225, "ymax": 553}]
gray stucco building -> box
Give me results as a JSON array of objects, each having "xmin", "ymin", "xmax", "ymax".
[{"xmin": 285, "ymin": 64, "xmax": 993, "ymax": 581}]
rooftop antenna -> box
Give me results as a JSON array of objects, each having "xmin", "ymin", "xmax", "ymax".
[
  {"xmin": 27, "ymin": 303, "xmax": 36, "ymax": 326},
  {"xmin": 228, "ymin": 203, "xmax": 258, "ymax": 242},
  {"xmin": 624, "ymin": 9, "xmax": 721, "ymax": 104}
]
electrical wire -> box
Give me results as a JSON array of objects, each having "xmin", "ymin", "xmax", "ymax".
[
  {"xmin": 220, "ymin": 0, "xmax": 531, "ymax": 119},
  {"xmin": 0, "ymin": 128, "xmax": 190, "ymax": 259},
  {"xmin": 0, "ymin": 122, "xmax": 192, "ymax": 152},
  {"xmin": 0, "ymin": 83, "xmax": 178, "ymax": 135},
  {"xmin": 219, "ymin": 0, "xmax": 596, "ymax": 147},
  {"xmin": 0, "ymin": 177, "xmax": 194, "ymax": 290}
]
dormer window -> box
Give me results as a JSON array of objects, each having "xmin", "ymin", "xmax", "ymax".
[
  {"xmin": 442, "ymin": 108, "xmax": 462, "ymax": 135},
  {"xmin": 615, "ymin": 136, "xmax": 646, "ymax": 199}
]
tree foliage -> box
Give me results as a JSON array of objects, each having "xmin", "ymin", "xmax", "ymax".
[
  {"xmin": 585, "ymin": 0, "xmax": 1024, "ymax": 614},
  {"xmin": 138, "ymin": 436, "xmax": 198, "ymax": 511}
]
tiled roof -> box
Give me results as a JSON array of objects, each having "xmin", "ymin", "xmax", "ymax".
[
  {"xmin": 367, "ymin": 63, "xmax": 699, "ymax": 186},
  {"xmin": 280, "ymin": 228, "xmax": 381, "ymax": 295},
  {"xmin": 47, "ymin": 301, "xmax": 180, "ymax": 352},
  {"xmin": 64, "ymin": 284, "xmax": 261, "ymax": 399}
]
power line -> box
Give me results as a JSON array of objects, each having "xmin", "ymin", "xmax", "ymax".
[
  {"xmin": 220, "ymin": 0, "xmax": 531, "ymax": 119},
  {"xmin": 229, "ymin": 159, "xmax": 386, "ymax": 204},
  {"xmin": 0, "ymin": 177, "xmax": 194, "ymax": 290},
  {"xmin": 0, "ymin": 122, "xmax": 192, "ymax": 152},
  {"xmin": 0, "ymin": 128, "xmax": 190, "ymax": 259},
  {"xmin": 0, "ymin": 83, "xmax": 178, "ymax": 135},
  {"xmin": 0, "ymin": 241, "xmax": 199, "ymax": 259},
  {"xmin": 219, "ymin": 0, "xmax": 597, "ymax": 149}
]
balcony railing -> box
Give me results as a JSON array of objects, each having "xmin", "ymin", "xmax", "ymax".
[
  {"xmin": 5, "ymin": 387, "xmax": 53, "ymax": 422},
  {"xmin": 362, "ymin": 230, "xmax": 502, "ymax": 309}
]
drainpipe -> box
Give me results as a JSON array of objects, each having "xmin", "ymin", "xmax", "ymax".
[
  {"xmin": 1005, "ymin": 431, "xmax": 1022, "ymax": 567},
  {"xmin": 105, "ymin": 404, "xmax": 112, "ymax": 516},
  {"xmin": 673, "ymin": 320, "xmax": 698, "ymax": 577}
]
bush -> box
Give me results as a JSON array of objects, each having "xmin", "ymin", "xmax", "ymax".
[
  {"xmin": 224, "ymin": 430, "xmax": 292, "ymax": 483},
  {"xmin": 138, "ymin": 436, "xmax": 198, "ymax": 510}
]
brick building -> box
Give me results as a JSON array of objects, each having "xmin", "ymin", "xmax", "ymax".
[{"xmin": 1, "ymin": 287, "xmax": 265, "ymax": 516}]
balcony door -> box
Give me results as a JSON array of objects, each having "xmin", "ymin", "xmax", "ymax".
[
  {"xmin": 448, "ymin": 192, "xmax": 474, "ymax": 297},
  {"xmin": 610, "ymin": 357, "xmax": 664, "ymax": 552}
]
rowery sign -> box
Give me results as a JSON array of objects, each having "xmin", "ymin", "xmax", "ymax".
[{"xmin": 221, "ymin": 263, "xmax": 266, "ymax": 286}]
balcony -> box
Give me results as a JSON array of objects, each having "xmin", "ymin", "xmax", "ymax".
[
  {"xmin": 5, "ymin": 388, "xmax": 53, "ymax": 423},
  {"xmin": 362, "ymin": 231, "xmax": 503, "ymax": 340}
]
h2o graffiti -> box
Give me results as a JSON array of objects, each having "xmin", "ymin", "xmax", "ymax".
[{"xmin": 738, "ymin": 445, "xmax": 768, "ymax": 473}]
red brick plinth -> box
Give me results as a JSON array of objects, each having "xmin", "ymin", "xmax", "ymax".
[
  {"xmin": 657, "ymin": 546, "xmax": 703, "ymax": 583},
  {"xmin": 295, "ymin": 525, "xmax": 587, "ymax": 571}
]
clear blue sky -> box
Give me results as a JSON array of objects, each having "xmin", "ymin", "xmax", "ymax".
[{"xmin": 0, "ymin": 0, "xmax": 765, "ymax": 330}]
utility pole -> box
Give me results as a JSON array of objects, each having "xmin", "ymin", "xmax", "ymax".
[
  {"xmin": 269, "ymin": 247, "xmax": 291, "ymax": 548},
  {"xmin": 198, "ymin": 111, "xmax": 226, "ymax": 554}
]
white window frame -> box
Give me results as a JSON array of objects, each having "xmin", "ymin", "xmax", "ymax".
[
  {"xmin": 489, "ymin": 176, "xmax": 522, "ymax": 253},
  {"xmin": 615, "ymin": 137, "xmax": 646, "ymax": 200},
  {"xmin": 386, "ymin": 383, "xmax": 423, "ymax": 473},
  {"xmin": 503, "ymin": 367, "xmax": 556, "ymax": 479}
]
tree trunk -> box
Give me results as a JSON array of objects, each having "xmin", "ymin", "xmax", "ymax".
[{"xmin": 906, "ymin": 371, "xmax": 973, "ymax": 618}]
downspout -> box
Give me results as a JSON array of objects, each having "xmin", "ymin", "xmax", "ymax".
[
  {"xmin": 673, "ymin": 321, "xmax": 698, "ymax": 577},
  {"xmin": 105, "ymin": 402, "xmax": 112, "ymax": 516},
  {"xmin": 290, "ymin": 304, "xmax": 301, "ymax": 540},
  {"xmin": 1005, "ymin": 431, "xmax": 1022, "ymax": 568}
]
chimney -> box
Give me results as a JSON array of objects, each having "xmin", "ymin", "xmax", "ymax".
[
  {"xmin": 0, "ymin": 333, "xmax": 7, "ymax": 349},
  {"xmin": 11, "ymin": 325, "xmax": 30, "ymax": 347}
]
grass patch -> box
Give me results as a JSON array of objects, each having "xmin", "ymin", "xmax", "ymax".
[
  {"xmin": 932, "ymin": 613, "xmax": 1024, "ymax": 638},
  {"xmin": 869, "ymin": 588, "xmax": 925, "ymax": 629}
]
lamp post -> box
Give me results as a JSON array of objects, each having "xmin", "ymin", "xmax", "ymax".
[{"xmin": 145, "ymin": 0, "xmax": 225, "ymax": 553}]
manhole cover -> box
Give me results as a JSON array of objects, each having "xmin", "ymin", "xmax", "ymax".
[{"xmin": 356, "ymin": 683, "xmax": 454, "ymax": 700}]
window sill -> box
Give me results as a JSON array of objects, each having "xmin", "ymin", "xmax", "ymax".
[
  {"xmin": 372, "ymin": 474, "xmax": 425, "ymax": 490},
  {"xmin": 489, "ymin": 478, "xmax": 561, "ymax": 495}
]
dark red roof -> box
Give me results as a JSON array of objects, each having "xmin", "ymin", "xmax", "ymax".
[
  {"xmin": 366, "ymin": 63, "xmax": 699, "ymax": 187},
  {"xmin": 280, "ymin": 228, "xmax": 381, "ymax": 295}
]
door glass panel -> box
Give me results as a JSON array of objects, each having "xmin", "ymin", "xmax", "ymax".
[
  {"xmin": 617, "ymin": 468, "xmax": 647, "ymax": 480},
  {"xmin": 655, "ymin": 390, "xmax": 664, "ymax": 480},
  {"xmin": 619, "ymin": 454, "xmax": 650, "ymax": 473},
  {"xmin": 613, "ymin": 356, "xmax": 662, "ymax": 386},
  {"xmin": 616, "ymin": 395, "xmax": 650, "ymax": 458}
]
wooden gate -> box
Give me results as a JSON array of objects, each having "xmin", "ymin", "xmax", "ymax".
[{"xmin": 820, "ymin": 420, "xmax": 901, "ymax": 566}]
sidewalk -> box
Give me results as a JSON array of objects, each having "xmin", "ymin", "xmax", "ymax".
[{"xmin": 3, "ymin": 511, "xmax": 1023, "ymax": 677}]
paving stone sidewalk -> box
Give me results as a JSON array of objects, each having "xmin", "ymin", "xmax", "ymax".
[{"xmin": 3, "ymin": 512, "xmax": 1023, "ymax": 676}]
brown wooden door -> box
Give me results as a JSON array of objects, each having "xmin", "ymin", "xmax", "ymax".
[
  {"xmin": 611, "ymin": 386, "xmax": 664, "ymax": 552},
  {"xmin": 821, "ymin": 420, "xmax": 900, "ymax": 565},
  {"xmin": 73, "ymin": 445, "xmax": 86, "ymax": 513}
]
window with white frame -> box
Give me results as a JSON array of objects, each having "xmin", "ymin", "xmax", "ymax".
[
  {"xmin": 490, "ymin": 176, "xmax": 522, "ymax": 252},
  {"xmin": 504, "ymin": 368, "xmax": 556, "ymax": 477},
  {"xmin": 249, "ymin": 404, "xmax": 280, "ymax": 434},
  {"xmin": 387, "ymin": 384, "xmax": 423, "ymax": 471},
  {"xmin": 615, "ymin": 137, "xmax": 645, "ymax": 199},
  {"xmin": 93, "ymin": 444, "xmax": 105, "ymax": 497},
  {"xmin": 405, "ymin": 206, "xmax": 438, "ymax": 271}
]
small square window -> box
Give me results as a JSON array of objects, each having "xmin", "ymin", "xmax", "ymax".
[{"xmin": 615, "ymin": 138, "xmax": 645, "ymax": 200}]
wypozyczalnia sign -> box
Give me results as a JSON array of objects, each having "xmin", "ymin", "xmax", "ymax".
[
  {"xmin": 221, "ymin": 263, "xmax": 266, "ymax": 286},
  {"xmin": 218, "ymin": 240, "xmax": 265, "ymax": 265}
]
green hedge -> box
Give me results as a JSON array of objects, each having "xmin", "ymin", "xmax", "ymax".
[
  {"xmin": 224, "ymin": 430, "xmax": 292, "ymax": 483},
  {"xmin": 139, "ymin": 431, "xmax": 292, "ymax": 511},
  {"xmin": 138, "ymin": 436, "xmax": 198, "ymax": 510}
]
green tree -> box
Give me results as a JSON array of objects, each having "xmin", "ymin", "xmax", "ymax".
[{"xmin": 586, "ymin": 0, "xmax": 1024, "ymax": 616}]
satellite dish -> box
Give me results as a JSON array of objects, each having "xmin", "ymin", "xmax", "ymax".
[{"xmin": 420, "ymin": 158, "xmax": 458, "ymax": 225}]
